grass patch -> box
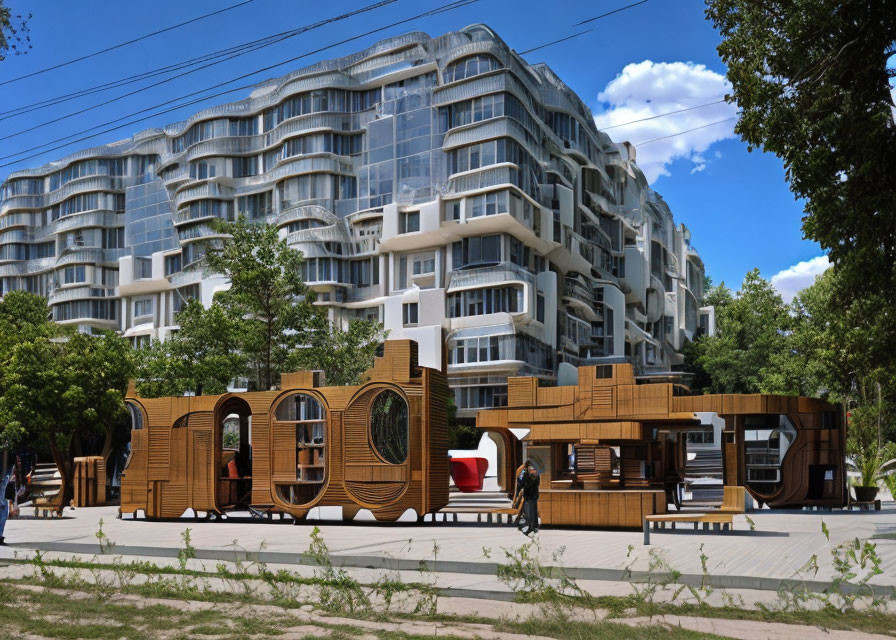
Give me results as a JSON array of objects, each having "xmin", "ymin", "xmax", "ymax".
[{"xmin": 500, "ymin": 617, "xmax": 725, "ymax": 639}]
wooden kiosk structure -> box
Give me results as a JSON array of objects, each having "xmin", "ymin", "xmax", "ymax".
[
  {"xmin": 476, "ymin": 363, "xmax": 845, "ymax": 528},
  {"xmin": 120, "ymin": 340, "xmax": 449, "ymax": 522}
]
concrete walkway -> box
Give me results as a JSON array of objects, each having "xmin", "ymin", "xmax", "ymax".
[{"xmin": 2, "ymin": 502, "xmax": 895, "ymax": 598}]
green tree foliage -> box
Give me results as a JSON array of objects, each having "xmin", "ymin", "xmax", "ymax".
[
  {"xmin": 203, "ymin": 217, "xmax": 318, "ymax": 391},
  {"xmin": 288, "ymin": 315, "xmax": 384, "ymax": 387},
  {"xmin": 135, "ymin": 299, "xmax": 246, "ymax": 397},
  {"xmin": 705, "ymin": 0, "xmax": 896, "ymax": 389},
  {"xmin": 0, "ymin": 1, "xmax": 31, "ymax": 60},
  {"xmin": 687, "ymin": 269, "xmax": 789, "ymax": 394},
  {"xmin": 0, "ymin": 293, "xmax": 132, "ymax": 500}
]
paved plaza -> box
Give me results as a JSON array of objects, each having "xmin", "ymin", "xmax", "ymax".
[{"xmin": 2, "ymin": 502, "xmax": 894, "ymax": 598}]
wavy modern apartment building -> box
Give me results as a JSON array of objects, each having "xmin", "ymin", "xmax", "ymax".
[{"xmin": 0, "ymin": 25, "xmax": 712, "ymax": 418}]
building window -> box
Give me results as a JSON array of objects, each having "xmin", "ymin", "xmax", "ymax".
[
  {"xmin": 536, "ymin": 294, "xmax": 545, "ymax": 323},
  {"xmin": 399, "ymin": 211, "xmax": 420, "ymax": 234},
  {"xmin": 63, "ymin": 265, "xmax": 86, "ymax": 284},
  {"xmin": 402, "ymin": 302, "xmax": 418, "ymax": 326},
  {"xmin": 134, "ymin": 298, "xmax": 154, "ymax": 318},
  {"xmin": 165, "ymin": 254, "xmax": 182, "ymax": 275},
  {"xmin": 412, "ymin": 254, "xmax": 435, "ymax": 275},
  {"xmin": 444, "ymin": 54, "xmax": 502, "ymax": 83},
  {"xmin": 451, "ymin": 234, "xmax": 502, "ymax": 269}
]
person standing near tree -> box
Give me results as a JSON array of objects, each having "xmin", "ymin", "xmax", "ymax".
[{"xmin": 0, "ymin": 462, "xmax": 11, "ymax": 546}]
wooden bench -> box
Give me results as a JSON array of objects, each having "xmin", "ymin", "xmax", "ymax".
[{"xmin": 642, "ymin": 486, "xmax": 747, "ymax": 545}]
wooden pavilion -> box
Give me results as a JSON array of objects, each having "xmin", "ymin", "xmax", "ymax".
[
  {"xmin": 120, "ymin": 340, "xmax": 449, "ymax": 522},
  {"xmin": 476, "ymin": 363, "xmax": 845, "ymax": 528}
]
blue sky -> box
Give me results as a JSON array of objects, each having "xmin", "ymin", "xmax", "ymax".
[{"xmin": 0, "ymin": 0, "xmax": 828, "ymax": 295}]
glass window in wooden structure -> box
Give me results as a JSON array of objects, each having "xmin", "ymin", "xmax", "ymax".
[
  {"xmin": 743, "ymin": 414, "xmax": 797, "ymax": 496},
  {"xmin": 369, "ymin": 390, "xmax": 408, "ymax": 464}
]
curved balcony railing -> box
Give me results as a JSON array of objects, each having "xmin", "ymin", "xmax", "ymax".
[
  {"xmin": 563, "ymin": 277, "xmax": 595, "ymax": 308},
  {"xmin": 286, "ymin": 223, "xmax": 349, "ymax": 247},
  {"xmin": 56, "ymin": 247, "xmax": 108, "ymax": 266},
  {"xmin": 46, "ymin": 176, "xmax": 124, "ymax": 207},
  {"xmin": 275, "ymin": 202, "xmax": 338, "ymax": 228},
  {"xmin": 0, "ymin": 213, "xmax": 32, "ymax": 230},
  {"xmin": 47, "ymin": 286, "xmax": 118, "ymax": 305},
  {"xmin": 172, "ymin": 182, "xmax": 233, "ymax": 209},
  {"xmin": 447, "ymin": 262, "xmax": 535, "ymax": 292},
  {"xmin": 52, "ymin": 210, "xmax": 121, "ymax": 235}
]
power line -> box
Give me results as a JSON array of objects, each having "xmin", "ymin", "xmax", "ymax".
[
  {"xmin": 0, "ymin": 0, "xmax": 398, "ymax": 142},
  {"xmin": 573, "ymin": 0, "xmax": 649, "ymax": 27},
  {"xmin": 0, "ymin": 0, "xmax": 258, "ymax": 87},
  {"xmin": 0, "ymin": 0, "xmax": 479, "ymax": 168},
  {"xmin": 634, "ymin": 117, "xmax": 738, "ymax": 146},
  {"xmin": 518, "ymin": 29, "xmax": 592, "ymax": 55},
  {"xmin": 597, "ymin": 99, "xmax": 729, "ymax": 130},
  {"xmin": 0, "ymin": 30, "xmax": 299, "ymax": 120}
]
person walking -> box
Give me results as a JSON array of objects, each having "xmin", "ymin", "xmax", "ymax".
[
  {"xmin": 518, "ymin": 460, "xmax": 540, "ymax": 535},
  {"xmin": 0, "ymin": 464, "xmax": 12, "ymax": 546}
]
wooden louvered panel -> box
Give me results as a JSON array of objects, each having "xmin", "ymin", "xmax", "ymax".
[
  {"xmin": 575, "ymin": 445, "xmax": 596, "ymax": 472},
  {"xmin": 161, "ymin": 483, "xmax": 188, "ymax": 518},
  {"xmin": 343, "ymin": 389, "xmax": 379, "ymax": 463},
  {"xmin": 591, "ymin": 388, "xmax": 615, "ymax": 417},
  {"xmin": 345, "ymin": 481, "xmax": 406, "ymax": 505},
  {"xmin": 190, "ymin": 429, "xmax": 213, "ymax": 510},
  {"xmin": 169, "ymin": 428, "xmax": 187, "ymax": 482},
  {"xmin": 424, "ymin": 368, "xmax": 450, "ymax": 513},
  {"xmin": 251, "ymin": 414, "xmax": 271, "ymax": 505},
  {"xmin": 147, "ymin": 428, "xmax": 170, "ymax": 481},
  {"xmin": 344, "ymin": 464, "xmax": 407, "ymax": 482},
  {"xmin": 271, "ymin": 422, "xmax": 296, "ymax": 481},
  {"xmin": 508, "ymin": 377, "xmax": 537, "ymax": 407}
]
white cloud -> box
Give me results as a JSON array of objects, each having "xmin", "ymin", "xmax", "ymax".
[
  {"xmin": 594, "ymin": 60, "xmax": 739, "ymax": 183},
  {"xmin": 770, "ymin": 255, "xmax": 831, "ymax": 302}
]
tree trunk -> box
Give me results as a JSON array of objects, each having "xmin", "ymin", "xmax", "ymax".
[
  {"xmin": 100, "ymin": 427, "xmax": 114, "ymax": 467},
  {"xmin": 49, "ymin": 439, "xmax": 75, "ymax": 508}
]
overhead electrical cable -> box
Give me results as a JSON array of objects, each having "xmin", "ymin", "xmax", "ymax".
[
  {"xmin": 634, "ymin": 117, "xmax": 738, "ymax": 146},
  {"xmin": 0, "ymin": 0, "xmax": 479, "ymax": 168},
  {"xmin": 518, "ymin": 30, "xmax": 592, "ymax": 55},
  {"xmin": 573, "ymin": 0, "xmax": 650, "ymax": 27},
  {"xmin": 0, "ymin": 0, "xmax": 259, "ymax": 87},
  {"xmin": 597, "ymin": 99, "xmax": 729, "ymax": 130},
  {"xmin": 0, "ymin": 0, "xmax": 398, "ymax": 141},
  {"xmin": 0, "ymin": 30, "xmax": 306, "ymax": 120}
]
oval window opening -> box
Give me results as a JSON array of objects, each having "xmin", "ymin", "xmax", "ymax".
[{"xmin": 370, "ymin": 390, "xmax": 408, "ymax": 464}]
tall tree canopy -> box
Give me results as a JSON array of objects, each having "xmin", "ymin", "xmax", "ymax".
[
  {"xmin": 135, "ymin": 299, "xmax": 246, "ymax": 397},
  {"xmin": 705, "ymin": 0, "xmax": 896, "ymax": 384},
  {"xmin": 288, "ymin": 315, "xmax": 385, "ymax": 387},
  {"xmin": 204, "ymin": 217, "xmax": 318, "ymax": 391},
  {"xmin": 0, "ymin": 1, "xmax": 30, "ymax": 60},
  {"xmin": 688, "ymin": 269, "xmax": 789, "ymax": 394},
  {"xmin": 0, "ymin": 292, "xmax": 133, "ymax": 501}
]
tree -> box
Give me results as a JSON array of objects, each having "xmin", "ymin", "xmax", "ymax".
[
  {"xmin": 0, "ymin": 1, "xmax": 31, "ymax": 60},
  {"xmin": 135, "ymin": 299, "xmax": 246, "ymax": 397},
  {"xmin": 687, "ymin": 269, "xmax": 789, "ymax": 394},
  {"xmin": 0, "ymin": 291, "xmax": 132, "ymax": 503},
  {"xmin": 705, "ymin": 0, "xmax": 896, "ymax": 385},
  {"xmin": 288, "ymin": 316, "xmax": 384, "ymax": 387},
  {"xmin": 203, "ymin": 218, "xmax": 318, "ymax": 391}
]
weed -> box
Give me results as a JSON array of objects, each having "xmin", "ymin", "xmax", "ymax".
[{"xmin": 303, "ymin": 526, "xmax": 370, "ymax": 613}]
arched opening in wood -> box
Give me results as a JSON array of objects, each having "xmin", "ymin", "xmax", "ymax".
[{"xmin": 215, "ymin": 397, "xmax": 253, "ymax": 509}]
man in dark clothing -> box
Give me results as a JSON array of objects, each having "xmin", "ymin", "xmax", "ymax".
[{"xmin": 518, "ymin": 460, "xmax": 540, "ymax": 535}]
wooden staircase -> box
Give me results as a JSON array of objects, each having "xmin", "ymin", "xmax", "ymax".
[{"xmin": 29, "ymin": 462, "xmax": 65, "ymax": 517}]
